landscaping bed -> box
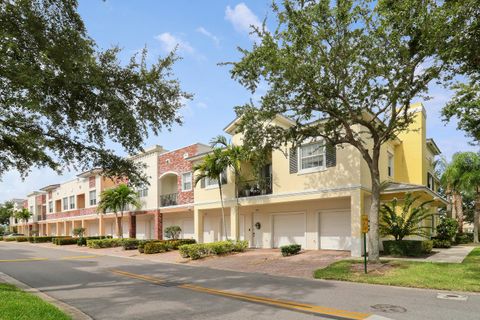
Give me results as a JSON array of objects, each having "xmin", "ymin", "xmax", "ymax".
[
  {"xmin": 314, "ymin": 247, "xmax": 480, "ymax": 292},
  {"xmin": 0, "ymin": 283, "xmax": 71, "ymax": 320},
  {"xmin": 179, "ymin": 240, "xmax": 249, "ymax": 260}
]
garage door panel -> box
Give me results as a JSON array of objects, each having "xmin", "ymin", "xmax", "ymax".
[
  {"xmin": 319, "ymin": 211, "xmax": 351, "ymax": 250},
  {"xmin": 273, "ymin": 213, "xmax": 305, "ymax": 248}
]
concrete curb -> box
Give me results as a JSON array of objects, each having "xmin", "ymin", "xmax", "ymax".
[{"xmin": 0, "ymin": 271, "xmax": 92, "ymax": 320}]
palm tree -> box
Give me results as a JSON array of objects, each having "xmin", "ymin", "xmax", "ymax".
[
  {"xmin": 441, "ymin": 156, "xmax": 465, "ymax": 232},
  {"xmin": 193, "ymin": 148, "xmax": 230, "ymax": 240},
  {"xmin": 210, "ymin": 136, "xmax": 249, "ymax": 240},
  {"xmin": 97, "ymin": 184, "xmax": 141, "ymax": 238},
  {"xmin": 15, "ymin": 208, "xmax": 31, "ymax": 236},
  {"xmin": 379, "ymin": 193, "xmax": 434, "ymax": 241},
  {"xmin": 451, "ymin": 152, "xmax": 480, "ymax": 243}
]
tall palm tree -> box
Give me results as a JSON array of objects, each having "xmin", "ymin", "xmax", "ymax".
[
  {"xmin": 210, "ymin": 136, "xmax": 249, "ymax": 239},
  {"xmin": 193, "ymin": 148, "xmax": 230, "ymax": 240},
  {"xmin": 452, "ymin": 152, "xmax": 480, "ymax": 243},
  {"xmin": 15, "ymin": 208, "xmax": 31, "ymax": 236},
  {"xmin": 97, "ymin": 184, "xmax": 141, "ymax": 238},
  {"xmin": 441, "ymin": 156, "xmax": 465, "ymax": 232}
]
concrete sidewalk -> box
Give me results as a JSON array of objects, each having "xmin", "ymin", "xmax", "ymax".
[{"xmin": 384, "ymin": 246, "xmax": 475, "ymax": 263}]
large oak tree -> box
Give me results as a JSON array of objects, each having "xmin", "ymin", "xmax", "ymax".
[
  {"xmin": 228, "ymin": 0, "xmax": 475, "ymax": 261},
  {"xmin": 0, "ymin": 0, "xmax": 191, "ymax": 184}
]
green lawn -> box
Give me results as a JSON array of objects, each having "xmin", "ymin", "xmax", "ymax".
[
  {"xmin": 315, "ymin": 247, "xmax": 480, "ymax": 292},
  {"xmin": 0, "ymin": 283, "xmax": 71, "ymax": 320}
]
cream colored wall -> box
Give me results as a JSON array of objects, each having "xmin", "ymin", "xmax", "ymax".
[
  {"xmin": 133, "ymin": 151, "xmax": 159, "ymax": 210},
  {"xmin": 50, "ymin": 177, "xmax": 91, "ymax": 212}
]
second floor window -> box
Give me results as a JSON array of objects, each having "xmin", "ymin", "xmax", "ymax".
[
  {"xmin": 427, "ymin": 173, "xmax": 434, "ymax": 190},
  {"xmin": 89, "ymin": 190, "xmax": 97, "ymax": 206},
  {"xmin": 388, "ymin": 152, "xmax": 394, "ymax": 178},
  {"xmin": 48, "ymin": 201, "xmax": 53, "ymax": 213},
  {"xmin": 182, "ymin": 172, "xmax": 192, "ymax": 191},
  {"xmin": 138, "ymin": 187, "xmax": 148, "ymax": 198},
  {"xmin": 69, "ymin": 196, "xmax": 75, "ymax": 209},
  {"xmin": 62, "ymin": 197, "xmax": 68, "ymax": 211},
  {"xmin": 299, "ymin": 142, "xmax": 325, "ymax": 171}
]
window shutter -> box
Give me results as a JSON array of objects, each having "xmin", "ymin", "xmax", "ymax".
[
  {"xmin": 289, "ymin": 148, "xmax": 298, "ymax": 174},
  {"xmin": 200, "ymin": 178, "xmax": 205, "ymax": 188},
  {"xmin": 220, "ymin": 171, "xmax": 228, "ymax": 185},
  {"xmin": 326, "ymin": 143, "xmax": 336, "ymax": 168}
]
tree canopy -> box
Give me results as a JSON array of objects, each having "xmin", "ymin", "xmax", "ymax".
[
  {"xmin": 0, "ymin": 201, "xmax": 14, "ymax": 225},
  {"xmin": 0, "ymin": 0, "xmax": 191, "ymax": 185}
]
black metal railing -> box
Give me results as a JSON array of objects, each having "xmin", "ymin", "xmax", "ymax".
[
  {"xmin": 239, "ymin": 177, "xmax": 272, "ymax": 198},
  {"xmin": 160, "ymin": 193, "xmax": 178, "ymax": 207}
]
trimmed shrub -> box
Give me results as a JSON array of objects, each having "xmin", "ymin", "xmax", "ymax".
[
  {"xmin": 138, "ymin": 240, "xmax": 159, "ymax": 253},
  {"xmin": 143, "ymin": 242, "xmax": 169, "ymax": 254},
  {"xmin": 52, "ymin": 237, "xmax": 78, "ymax": 245},
  {"xmin": 455, "ymin": 232, "xmax": 474, "ymax": 244},
  {"xmin": 31, "ymin": 236, "xmax": 53, "ymax": 243},
  {"xmin": 179, "ymin": 240, "xmax": 248, "ymax": 260},
  {"xmin": 164, "ymin": 225, "xmax": 182, "ymax": 240},
  {"xmin": 15, "ymin": 236, "xmax": 29, "ymax": 242},
  {"xmin": 4, "ymin": 237, "xmax": 16, "ymax": 242},
  {"xmin": 87, "ymin": 238, "xmax": 124, "ymax": 249},
  {"xmin": 433, "ymin": 239, "xmax": 451, "ymax": 248},
  {"xmin": 280, "ymin": 244, "xmax": 302, "ymax": 256},
  {"xmin": 166, "ymin": 239, "xmax": 196, "ymax": 250},
  {"xmin": 382, "ymin": 240, "xmax": 433, "ymax": 257},
  {"xmin": 77, "ymin": 236, "xmax": 112, "ymax": 246},
  {"xmin": 122, "ymin": 239, "xmax": 140, "ymax": 250},
  {"xmin": 436, "ymin": 217, "xmax": 458, "ymax": 241}
]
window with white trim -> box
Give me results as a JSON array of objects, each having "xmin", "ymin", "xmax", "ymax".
[
  {"xmin": 69, "ymin": 195, "xmax": 75, "ymax": 209},
  {"xmin": 138, "ymin": 186, "xmax": 148, "ymax": 198},
  {"xmin": 299, "ymin": 142, "xmax": 325, "ymax": 171},
  {"xmin": 89, "ymin": 190, "xmax": 97, "ymax": 206},
  {"xmin": 182, "ymin": 172, "xmax": 192, "ymax": 191},
  {"xmin": 387, "ymin": 152, "xmax": 394, "ymax": 177},
  {"xmin": 205, "ymin": 176, "xmax": 218, "ymax": 188},
  {"xmin": 62, "ymin": 197, "xmax": 68, "ymax": 211},
  {"xmin": 48, "ymin": 201, "xmax": 53, "ymax": 213}
]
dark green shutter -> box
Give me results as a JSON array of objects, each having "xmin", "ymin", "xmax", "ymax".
[
  {"xmin": 289, "ymin": 148, "xmax": 298, "ymax": 174},
  {"xmin": 325, "ymin": 143, "xmax": 336, "ymax": 168}
]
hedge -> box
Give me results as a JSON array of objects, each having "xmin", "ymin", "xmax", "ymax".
[
  {"xmin": 138, "ymin": 239, "xmax": 196, "ymax": 253},
  {"xmin": 122, "ymin": 239, "xmax": 140, "ymax": 250},
  {"xmin": 433, "ymin": 239, "xmax": 451, "ymax": 248},
  {"xmin": 280, "ymin": 244, "xmax": 301, "ymax": 256},
  {"xmin": 15, "ymin": 237, "xmax": 29, "ymax": 242},
  {"xmin": 52, "ymin": 237, "xmax": 78, "ymax": 245},
  {"xmin": 87, "ymin": 238, "xmax": 126, "ymax": 249},
  {"xmin": 28, "ymin": 236, "xmax": 53, "ymax": 243},
  {"xmin": 455, "ymin": 232, "xmax": 474, "ymax": 244},
  {"xmin": 382, "ymin": 240, "xmax": 433, "ymax": 257},
  {"xmin": 3, "ymin": 237, "xmax": 16, "ymax": 242},
  {"xmin": 77, "ymin": 236, "xmax": 112, "ymax": 246},
  {"xmin": 179, "ymin": 240, "xmax": 248, "ymax": 260},
  {"xmin": 143, "ymin": 242, "xmax": 169, "ymax": 254}
]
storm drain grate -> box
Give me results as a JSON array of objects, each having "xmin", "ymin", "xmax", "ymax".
[
  {"xmin": 437, "ymin": 293, "xmax": 468, "ymax": 301},
  {"xmin": 371, "ymin": 304, "xmax": 407, "ymax": 313}
]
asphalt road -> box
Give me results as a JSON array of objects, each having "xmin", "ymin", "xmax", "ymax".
[{"xmin": 1, "ymin": 242, "xmax": 479, "ymax": 320}]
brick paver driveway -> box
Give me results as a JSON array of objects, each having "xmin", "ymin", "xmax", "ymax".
[{"xmin": 187, "ymin": 249, "xmax": 350, "ymax": 278}]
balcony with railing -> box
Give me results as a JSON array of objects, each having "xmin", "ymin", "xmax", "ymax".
[
  {"xmin": 160, "ymin": 193, "xmax": 178, "ymax": 207},
  {"xmin": 239, "ymin": 176, "xmax": 272, "ymax": 198}
]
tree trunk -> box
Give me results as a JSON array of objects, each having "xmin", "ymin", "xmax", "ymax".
[
  {"xmin": 453, "ymin": 192, "xmax": 464, "ymax": 233},
  {"xmin": 474, "ymin": 188, "xmax": 480, "ymax": 243},
  {"xmin": 115, "ymin": 213, "xmax": 122, "ymax": 239},
  {"xmin": 218, "ymin": 181, "xmax": 228, "ymax": 240},
  {"xmin": 369, "ymin": 171, "xmax": 381, "ymax": 263}
]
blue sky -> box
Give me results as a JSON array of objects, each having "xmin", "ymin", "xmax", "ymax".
[{"xmin": 0, "ymin": 0, "xmax": 476, "ymax": 202}]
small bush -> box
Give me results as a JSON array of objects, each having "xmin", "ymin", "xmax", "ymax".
[
  {"xmin": 87, "ymin": 238, "xmax": 124, "ymax": 249},
  {"xmin": 4, "ymin": 237, "xmax": 16, "ymax": 242},
  {"xmin": 77, "ymin": 236, "xmax": 112, "ymax": 246},
  {"xmin": 433, "ymin": 239, "xmax": 451, "ymax": 248},
  {"xmin": 143, "ymin": 242, "xmax": 169, "ymax": 254},
  {"xmin": 166, "ymin": 239, "xmax": 196, "ymax": 250},
  {"xmin": 280, "ymin": 244, "xmax": 302, "ymax": 256},
  {"xmin": 15, "ymin": 236, "xmax": 29, "ymax": 242},
  {"xmin": 436, "ymin": 217, "xmax": 458, "ymax": 241},
  {"xmin": 455, "ymin": 232, "xmax": 474, "ymax": 244},
  {"xmin": 232, "ymin": 240, "xmax": 248, "ymax": 252},
  {"xmin": 164, "ymin": 225, "xmax": 182, "ymax": 240},
  {"xmin": 52, "ymin": 237, "xmax": 78, "ymax": 245},
  {"xmin": 30, "ymin": 236, "xmax": 53, "ymax": 243},
  {"xmin": 122, "ymin": 239, "xmax": 140, "ymax": 250},
  {"xmin": 382, "ymin": 240, "xmax": 433, "ymax": 257}
]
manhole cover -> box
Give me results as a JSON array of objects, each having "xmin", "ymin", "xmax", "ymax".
[
  {"xmin": 371, "ymin": 304, "xmax": 407, "ymax": 313},
  {"xmin": 437, "ymin": 293, "xmax": 468, "ymax": 301}
]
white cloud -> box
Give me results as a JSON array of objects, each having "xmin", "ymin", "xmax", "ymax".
[
  {"xmin": 155, "ymin": 32, "xmax": 194, "ymax": 54},
  {"xmin": 196, "ymin": 102, "xmax": 208, "ymax": 109},
  {"xmin": 225, "ymin": 3, "xmax": 262, "ymax": 40},
  {"xmin": 196, "ymin": 27, "xmax": 220, "ymax": 47}
]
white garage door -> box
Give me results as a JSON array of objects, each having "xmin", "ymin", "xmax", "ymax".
[
  {"xmin": 319, "ymin": 210, "xmax": 351, "ymax": 250},
  {"xmin": 273, "ymin": 213, "xmax": 305, "ymax": 248}
]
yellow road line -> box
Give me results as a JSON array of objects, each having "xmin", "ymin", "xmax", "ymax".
[
  {"xmin": 111, "ymin": 269, "xmax": 165, "ymax": 284},
  {"xmin": 111, "ymin": 269, "xmax": 371, "ymax": 320},
  {"xmin": 0, "ymin": 258, "xmax": 49, "ymax": 263},
  {"xmin": 59, "ymin": 255, "xmax": 99, "ymax": 260}
]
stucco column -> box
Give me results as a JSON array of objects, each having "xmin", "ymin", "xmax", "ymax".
[
  {"xmin": 350, "ymin": 189, "xmax": 364, "ymax": 257},
  {"xmin": 46, "ymin": 223, "xmax": 50, "ymax": 236},
  {"xmin": 129, "ymin": 214, "xmax": 136, "ymax": 239},
  {"xmin": 154, "ymin": 211, "xmax": 163, "ymax": 240},
  {"xmin": 99, "ymin": 214, "xmax": 105, "ymax": 236},
  {"xmin": 194, "ymin": 208, "xmax": 203, "ymax": 243},
  {"xmin": 230, "ymin": 206, "xmax": 240, "ymax": 241},
  {"xmin": 56, "ymin": 222, "xmax": 60, "ymax": 236},
  {"xmin": 81, "ymin": 220, "xmax": 86, "ymax": 236},
  {"xmin": 63, "ymin": 221, "xmax": 68, "ymax": 236},
  {"xmin": 71, "ymin": 221, "xmax": 75, "ymax": 235}
]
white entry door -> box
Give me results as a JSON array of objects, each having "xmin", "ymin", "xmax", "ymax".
[
  {"xmin": 252, "ymin": 213, "xmax": 263, "ymax": 248},
  {"xmin": 319, "ymin": 210, "xmax": 352, "ymax": 250},
  {"xmin": 272, "ymin": 213, "xmax": 306, "ymax": 248}
]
